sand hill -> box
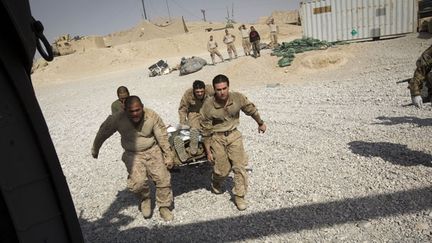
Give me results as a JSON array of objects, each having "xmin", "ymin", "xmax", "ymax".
[{"xmin": 31, "ymin": 12, "xmax": 303, "ymax": 86}]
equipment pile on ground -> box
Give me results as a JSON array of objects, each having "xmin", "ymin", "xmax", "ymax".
[
  {"xmin": 148, "ymin": 60, "xmax": 170, "ymax": 77},
  {"xmin": 272, "ymin": 38, "xmax": 346, "ymax": 67},
  {"xmin": 179, "ymin": 56, "xmax": 207, "ymax": 76}
]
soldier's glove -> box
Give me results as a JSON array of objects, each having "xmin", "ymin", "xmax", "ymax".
[
  {"xmin": 412, "ymin": 95, "xmax": 423, "ymax": 108},
  {"xmin": 91, "ymin": 147, "xmax": 99, "ymax": 159}
]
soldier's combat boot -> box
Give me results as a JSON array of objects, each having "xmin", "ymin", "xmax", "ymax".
[
  {"xmin": 189, "ymin": 128, "xmax": 199, "ymax": 155},
  {"xmin": 211, "ymin": 181, "xmax": 223, "ymax": 194},
  {"xmin": 234, "ymin": 196, "xmax": 247, "ymax": 211},
  {"xmin": 173, "ymin": 136, "xmax": 188, "ymax": 162},
  {"xmin": 159, "ymin": 207, "xmax": 174, "ymax": 221},
  {"xmin": 140, "ymin": 198, "xmax": 152, "ymax": 218}
]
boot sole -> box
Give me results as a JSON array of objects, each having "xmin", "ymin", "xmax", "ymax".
[{"xmin": 173, "ymin": 136, "xmax": 188, "ymax": 162}]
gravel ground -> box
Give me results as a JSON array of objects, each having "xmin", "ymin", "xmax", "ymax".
[{"xmin": 34, "ymin": 33, "xmax": 432, "ymax": 242}]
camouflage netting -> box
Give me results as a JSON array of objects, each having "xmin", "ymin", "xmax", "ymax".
[{"xmin": 272, "ymin": 38, "xmax": 346, "ymax": 67}]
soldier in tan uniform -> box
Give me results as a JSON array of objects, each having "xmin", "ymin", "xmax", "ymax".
[
  {"xmin": 238, "ymin": 24, "xmax": 251, "ymax": 56},
  {"xmin": 200, "ymin": 74, "xmax": 266, "ymax": 211},
  {"xmin": 409, "ymin": 44, "xmax": 432, "ymax": 108},
  {"xmin": 223, "ymin": 29, "xmax": 238, "ymax": 60},
  {"xmin": 176, "ymin": 80, "xmax": 214, "ymax": 161},
  {"xmin": 91, "ymin": 96, "xmax": 175, "ymax": 221},
  {"xmin": 207, "ymin": 35, "xmax": 224, "ymax": 65},
  {"xmin": 267, "ymin": 18, "xmax": 278, "ymax": 48},
  {"xmin": 111, "ymin": 86, "xmax": 129, "ymax": 114}
]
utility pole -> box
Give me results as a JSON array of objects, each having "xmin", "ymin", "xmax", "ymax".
[
  {"xmin": 232, "ymin": 3, "xmax": 234, "ymax": 21},
  {"xmin": 226, "ymin": 6, "xmax": 230, "ymax": 19},
  {"xmin": 201, "ymin": 9, "xmax": 206, "ymax": 22},
  {"xmin": 165, "ymin": 0, "xmax": 171, "ymax": 21},
  {"xmin": 141, "ymin": 0, "xmax": 148, "ymax": 20}
]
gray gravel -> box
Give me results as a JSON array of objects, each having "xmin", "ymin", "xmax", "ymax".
[{"xmin": 34, "ymin": 33, "xmax": 432, "ymax": 242}]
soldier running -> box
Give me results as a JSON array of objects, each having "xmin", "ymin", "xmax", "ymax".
[
  {"xmin": 91, "ymin": 96, "xmax": 175, "ymax": 221},
  {"xmin": 175, "ymin": 80, "xmax": 214, "ymax": 162},
  {"xmin": 111, "ymin": 86, "xmax": 129, "ymax": 114},
  {"xmin": 200, "ymin": 74, "xmax": 267, "ymax": 211}
]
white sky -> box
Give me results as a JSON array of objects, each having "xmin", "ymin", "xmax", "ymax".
[{"xmin": 29, "ymin": 0, "xmax": 301, "ymax": 42}]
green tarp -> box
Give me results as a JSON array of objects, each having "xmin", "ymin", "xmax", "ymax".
[{"xmin": 272, "ymin": 38, "xmax": 346, "ymax": 67}]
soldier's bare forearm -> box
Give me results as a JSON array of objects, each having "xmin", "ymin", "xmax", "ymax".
[
  {"xmin": 203, "ymin": 138, "xmax": 211, "ymax": 154},
  {"xmin": 251, "ymin": 112, "xmax": 264, "ymax": 126}
]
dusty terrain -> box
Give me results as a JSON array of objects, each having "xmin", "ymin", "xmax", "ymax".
[{"xmin": 32, "ymin": 19, "xmax": 432, "ymax": 242}]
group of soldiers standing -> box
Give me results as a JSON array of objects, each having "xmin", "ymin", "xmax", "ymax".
[
  {"xmin": 91, "ymin": 75, "xmax": 266, "ymax": 221},
  {"xmin": 207, "ymin": 19, "xmax": 279, "ymax": 64}
]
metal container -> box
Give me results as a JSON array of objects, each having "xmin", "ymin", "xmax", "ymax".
[{"xmin": 300, "ymin": 0, "xmax": 418, "ymax": 42}]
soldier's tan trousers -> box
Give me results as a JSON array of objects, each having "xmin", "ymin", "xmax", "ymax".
[
  {"xmin": 209, "ymin": 48, "xmax": 223, "ymax": 64},
  {"xmin": 241, "ymin": 37, "xmax": 251, "ymax": 55},
  {"xmin": 270, "ymin": 32, "xmax": 278, "ymax": 47},
  {"xmin": 210, "ymin": 130, "xmax": 248, "ymax": 197},
  {"xmin": 122, "ymin": 145, "xmax": 173, "ymax": 207},
  {"xmin": 226, "ymin": 43, "xmax": 238, "ymax": 59}
]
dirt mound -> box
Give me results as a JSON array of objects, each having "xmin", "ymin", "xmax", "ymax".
[
  {"xmin": 105, "ymin": 19, "xmax": 188, "ymax": 46},
  {"xmin": 300, "ymin": 52, "xmax": 347, "ymax": 69}
]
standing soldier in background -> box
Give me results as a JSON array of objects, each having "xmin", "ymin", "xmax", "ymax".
[
  {"xmin": 223, "ymin": 29, "xmax": 238, "ymax": 60},
  {"xmin": 207, "ymin": 35, "xmax": 224, "ymax": 65},
  {"xmin": 91, "ymin": 96, "xmax": 175, "ymax": 221},
  {"xmin": 111, "ymin": 86, "xmax": 129, "ymax": 114},
  {"xmin": 267, "ymin": 18, "xmax": 278, "ymax": 48},
  {"xmin": 238, "ymin": 24, "xmax": 251, "ymax": 56},
  {"xmin": 200, "ymin": 74, "xmax": 267, "ymax": 211},
  {"xmin": 249, "ymin": 26, "xmax": 261, "ymax": 58},
  {"xmin": 176, "ymin": 80, "xmax": 214, "ymax": 161},
  {"xmin": 409, "ymin": 44, "xmax": 432, "ymax": 108}
]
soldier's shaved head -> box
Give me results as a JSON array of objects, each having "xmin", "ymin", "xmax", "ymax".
[
  {"xmin": 125, "ymin": 95, "xmax": 143, "ymax": 108},
  {"xmin": 117, "ymin": 86, "xmax": 129, "ymax": 97},
  {"xmin": 125, "ymin": 96, "xmax": 144, "ymax": 124},
  {"xmin": 212, "ymin": 74, "xmax": 229, "ymax": 87}
]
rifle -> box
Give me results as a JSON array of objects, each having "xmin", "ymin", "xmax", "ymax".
[{"xmin": 396, "ymin": 78, "xmax": 411, "ymax": 84}]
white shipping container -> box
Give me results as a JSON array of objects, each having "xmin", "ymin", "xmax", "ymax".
[{"xmin": 300, "ymin": 0, "xmax": 418, "ymax": 42}]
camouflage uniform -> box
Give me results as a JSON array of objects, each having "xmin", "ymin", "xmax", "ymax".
[
  {"xmin": 223, "ymin": 33, "xmax": 238, "ymax": 59},
  {"xmin": 92, "ymin": 108, "xmax": 174, "ymax": 208},
  {"xmin": 409, "ymin": 44, "xmax": 432, "ymax": 97},
  {"xmin": 174, "ymin": 84, "xmax": 213, "ymax": 162},
  {"xmin": 268, "ymin": 22, "xmax": 278, "ymax": 47},
  {"xmin": 200, "ymin": 92, "xmax": 263, "ymax": 198},
  {"xmin": 207, "ymin": 39, "xmax": 223, "ymax": 65},
  {"xmin": 239, "ymin": 28, "xmax": 251, "ymax": 56},
  {"xmin": 178, "ymin": 84, "xmax": 214, "ymax": 128},
  {"xmin": 111, "ymin": 99, "xmax": 123, "ymax": 114}
]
